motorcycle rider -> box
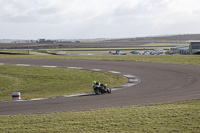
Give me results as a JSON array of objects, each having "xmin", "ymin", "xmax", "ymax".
[
  {"xmin": 92, "ymin": 81, "xmax": 97, "ymax": 89},
  {"xmin": 92, "ymin": 81, "xmax": 107, "ymax": 90},
  {"xmin": 92, "ymin": 81, "xmax": 100, "ymax": 88}
]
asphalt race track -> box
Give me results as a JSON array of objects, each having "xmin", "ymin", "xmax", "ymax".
[{"xmin": 0, "ymin": 58, "xmax": 200, "ymax": 115}]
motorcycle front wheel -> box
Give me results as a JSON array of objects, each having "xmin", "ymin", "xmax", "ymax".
[{"xmin": 94, "ymin": 88, "xmax": 101, "ymax": 95}]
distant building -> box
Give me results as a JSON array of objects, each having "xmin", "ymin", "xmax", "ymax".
[
  {"xmin": 169, "ymin": 42, "xmax": 200, "ymax": 55},
  {"xmin": 38, "ymin": 39, "xmax": 45, "ymax": 43},
  {"xmin": 57, "ymin": 40, "xmax": 72, "ymax": 43},
  {"xmin": 190, "ymin": 42, "xmax": 200, "ymax": 54},
  {"xmin": 37, "ymin": 39, "xmax": 55, "ymax": 43},
  {"xmin": 170, "ymin": 46, "xmax": 189, "ymax": 55}
]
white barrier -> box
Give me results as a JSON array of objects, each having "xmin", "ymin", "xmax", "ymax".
[{"xmin": 12, "ymin": 92, "xmax": 21, "ymax": 100}]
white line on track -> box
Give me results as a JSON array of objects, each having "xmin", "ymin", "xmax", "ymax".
[
  {"xmin": 41, "ymin": 65, "xmax": 57, "ymax": 68},
  {"xmin": 108, "ymin": 71, "xmax": 121, "ymax": 74},
  {"xmin": 129, "ymin": 79, "xmax": 139, "ymax": 82},
  {"xmin": 67, "ymin": 67, "xmax": 83, "ymax": 69},
  {"xmin": 16, "ymin": 64, "xmax": 31, "ymax": 66},
  {"xmin": 63, "ymin": 92, "xmax": 93, "ymax": 98},
  {"xmin": 122, "ymin": 83, "xmax": 135, "ymax": 87},
  {"xmin": 91, "ymin": 69, "xmax": 102, "ymax": 71},
  {"xmin": 30, "ymin": 98, "xmax": 49, "ymax": 101},
  {"xmin": 123, "ymin": 74, "xmax": 135, "ymax": 78}
]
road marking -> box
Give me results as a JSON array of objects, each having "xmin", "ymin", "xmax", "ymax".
[
  {"xmin": 63, "ymin": 92, "xmax": 93, "ymax": 98},
  {"xmin": 91, "ymin": 69, "xmax": 102, "ymax": 71},
  {"xmin": 67, "ymin": 67, "xmax": 83, "ymax": 69},
  {"xmin": 16, "ymin": 64, "xmax": 31, "ymax": 66},
  {"xmin": 41, "ymin": 65, "xmax": 57, "ymax": 68},
  {"xmin": 30, "ymin": 98, "xmax": 49, "ymax": 101},
  {"xmin": 123, "ymin": 74, "xmax": 135, "ymax": 78},
  {"xmin": 129, "ymin": 79, "xmax": 139, "ymax": 82},
  {"xmin": 108, "ymin": 71, "xmax": 121, "ymax": 74},
  {"xmin": 122, "ymin": 83, "xmax": 135, "ymax": 87}
]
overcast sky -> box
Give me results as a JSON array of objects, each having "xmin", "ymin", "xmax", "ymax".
[{"xmin": 0, "ymin": 0, "xmax": 200, "ymax": 39}]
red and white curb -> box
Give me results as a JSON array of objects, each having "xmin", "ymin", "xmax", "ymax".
[{"xmin": 0, "ymin": 63, "xmax": 140, "ymax": 102}]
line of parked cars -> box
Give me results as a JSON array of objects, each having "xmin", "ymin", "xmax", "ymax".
[
  {"xmin": 131, "ymin": 49, "xmax": 166, "ymax": 55},
  {"xmin": 109, "ymin": 49, "xmax": 167, "ymax": 55}
]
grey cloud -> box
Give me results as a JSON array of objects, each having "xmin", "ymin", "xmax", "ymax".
[
  {"xmin": 0, "ymin": 14, "xmax": 37, "ymax": 23},
  {"xmin": 1, "ymin": 0, "xmax": 200, "ymax": 39},
  {"xmin": 37, "ymin": 6, "xmax": 60, "ymax": 15}
]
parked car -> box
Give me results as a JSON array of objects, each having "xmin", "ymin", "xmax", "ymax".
[{"xmin": 109, "ymin": 50, "xmax": 127, "ymax": 55}]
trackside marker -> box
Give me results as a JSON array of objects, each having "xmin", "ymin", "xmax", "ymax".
[{"xmin": 12, "ymin": 92, "xmax": 21, "ymax": 100}]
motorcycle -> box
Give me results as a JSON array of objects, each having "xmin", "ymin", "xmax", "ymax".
[{"xmin": 93, "ymin": 84, "xmax": 111, "ymax": 95}]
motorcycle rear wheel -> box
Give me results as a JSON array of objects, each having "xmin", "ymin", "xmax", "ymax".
[{"xmin": 107, "ymin": 88, "xmax": 111, "ymax": 93}]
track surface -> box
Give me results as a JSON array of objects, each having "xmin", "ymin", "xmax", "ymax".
[{"xmin": 0, "ymin": 58, "xmax": 200, "ymax": 115}]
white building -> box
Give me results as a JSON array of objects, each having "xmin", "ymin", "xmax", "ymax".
[
  {"xmin": 190, "ymin": 42, "xmax": 200, "ymax": 54},
  {"xmin": 170, "ymin": 46, "xmax": 189, "ymax": 55}
]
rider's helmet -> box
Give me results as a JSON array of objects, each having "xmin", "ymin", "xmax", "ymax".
[
  {"xmin": 92, "ymin": 81, "xmax": 96, "ymax": 88},
  {"xmin": 92, "ymin": 81, "xmax": 96, "ymax": 84}
]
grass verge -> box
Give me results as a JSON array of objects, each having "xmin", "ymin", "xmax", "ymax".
[
  {"xmin": 0, "ymin": 65, "xmax": 128, "ymax": 101},
  {"xmin": 1, "ymin": 54, "xmax": 200, "ymax": 65},
  {"xmin": 0, "ymin": 100, "xmax": 199, "ymax": 132},
  {"xmin": 140, "ymin": 43, "xmax": 189, "ymax": 46},
  {"xmin": 0, "ymin": 49, "xmax": 30, "ymax": 55}
]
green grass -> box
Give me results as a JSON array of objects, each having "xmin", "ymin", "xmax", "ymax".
[
  {"xmin": 1, "ymin": 52, "xmax": 200, "ymax": 132},
  {"xmin": 1, "ymin": 54, "xmax": 200, "ymax": 65},
  {"xmin": 140, "ymin": 43, "xmax": 189, "ymax": 46},
  {"xmin": 0, "ymin": 65, "xmax": 128, "ymax": 101},
  {"xmin": 0, "ymin": 49, "xmax": 30, "ymax": 55},
  {"xmin": 39, "ymin": 47, "xmax": 165, "ymax": 51},
  {"xmin": 0, "ymin": 100, "xmax": 199, "ymax": 132}
]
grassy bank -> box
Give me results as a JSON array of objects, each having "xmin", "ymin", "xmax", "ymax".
[
  {"xmin": 0, "ymin": 65, "xmax": 127, "ymax": 101},
  {"xmin": 1, "ymin": 54, "xmax": 200, "ymax": 65},
  {"xmin": 0, "ymin": 49, "xmax": 30, "ymax": 55},
  {"xmin": 0, "ymin": 100, "xmax": 199, "ymax": 132}
]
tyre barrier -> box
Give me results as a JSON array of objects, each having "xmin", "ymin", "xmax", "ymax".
[{"xmin": 12, "ymin": 92, "xmax": 21, "ymax": 100}]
